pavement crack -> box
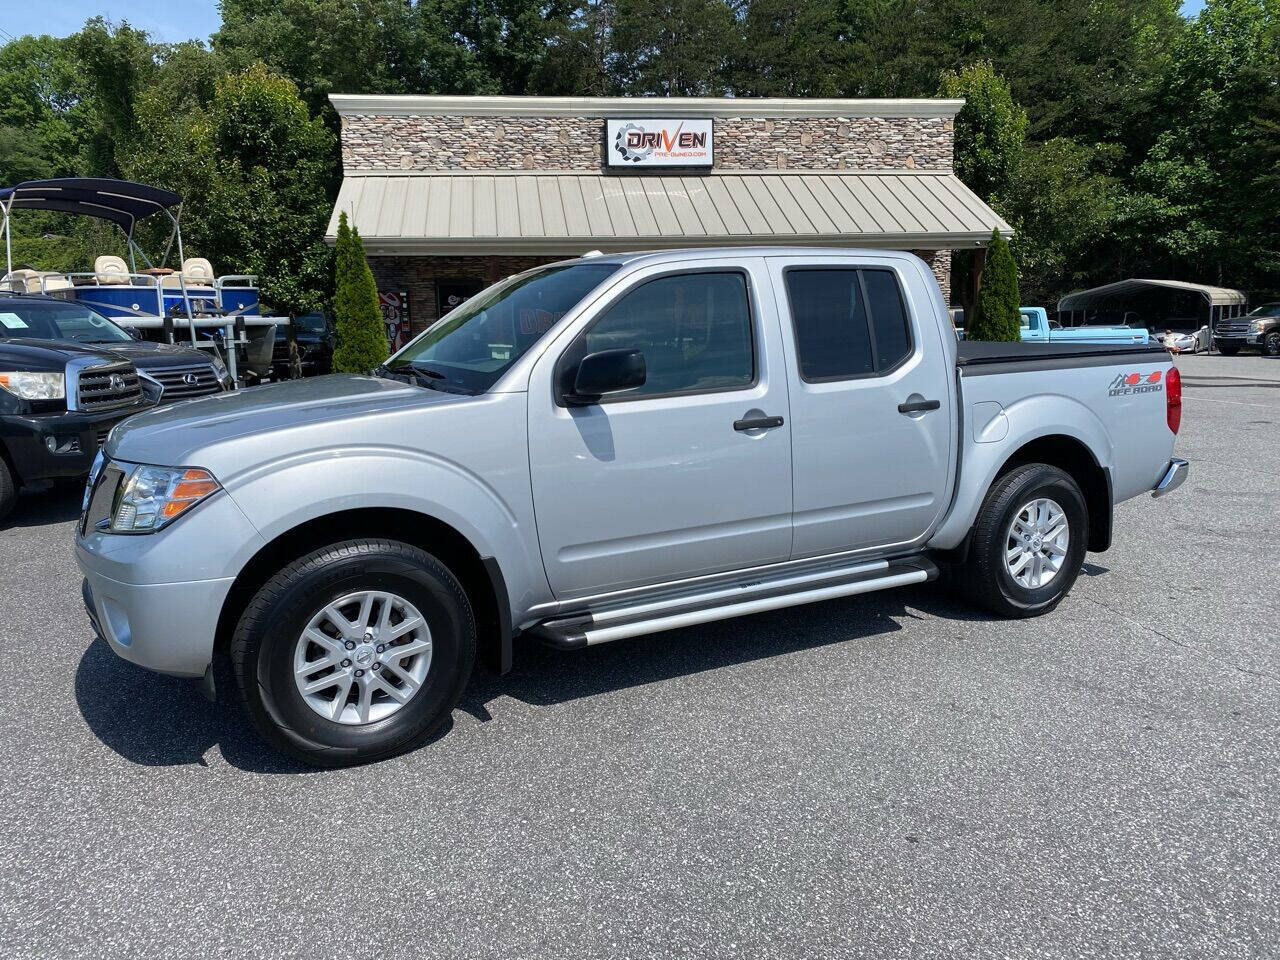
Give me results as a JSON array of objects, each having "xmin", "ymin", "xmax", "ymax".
[{"xmin": 1080, "ymin": 594, "xmax": 1280, "ymax": 685}]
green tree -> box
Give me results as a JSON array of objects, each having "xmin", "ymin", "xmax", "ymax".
[
  {"xmin": 121, "ymin": 62, "xmax": 336, "ymax": 312},
  {"xmin": 733, "ymin": 0, "xmax": 846, "ymax": 96},
  {"xmin": 609, "ymin": 0, "xmax": 738, "ymax": 94},
  {"xmin": 938, "ymin": 60, "xmax": 1027, "ymax": 201},
  {"xmin": 995, "ymin": 138, "xmax": 1125, "ymax": 304},
  {"xmin": 331, "ymin": 211, "xmax": 388, "ymax": 373},
  {"xmin": 969, "ymin": 229, "xmax": 1022, "ymax": 342}
]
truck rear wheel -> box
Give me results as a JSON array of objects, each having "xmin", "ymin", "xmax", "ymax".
[
  {"xmin": 231, "ymin": 538, "xmax": 475, "ymax": 767},
  {"xmin": 961, "ymin": 464, "xmax": 1088, "ymax": 618}
]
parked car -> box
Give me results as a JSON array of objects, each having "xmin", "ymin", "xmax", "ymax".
[
  {"xmin": 0, "ymin": 294, "xmax": 231, "ymax": 521},
  {"xmin": 77, "ymin": 248, "xmax": 1186, "ymax": 766},
  {"xmin": 1212, "ymin": 302, "xmax": 1280, "ymax": 356},
  {"xmin": 952, "ymin": 307, "xmax": 1150, "ymax": 344},
  {"xmin": 270, "ymin": 310, "xmax": 334, "ymax": 380}
]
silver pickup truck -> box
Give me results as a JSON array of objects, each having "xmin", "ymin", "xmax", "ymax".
[{"xmin": 76, "ymin": 248, "xmax": 1187, "ymax": 766}]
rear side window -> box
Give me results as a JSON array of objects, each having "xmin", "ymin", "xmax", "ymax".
[
  {"xmin": 562, "ymin": 271, "xmax": 755, "ymax": 401},
  {"xmin": 785, "ymin": 268, "xmax": 914, "ymax": 381}
]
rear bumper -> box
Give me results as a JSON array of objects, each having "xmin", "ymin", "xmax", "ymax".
[{"xmin": 1152, "ymin": 458, "xmax": 1189, "ymax": 498}]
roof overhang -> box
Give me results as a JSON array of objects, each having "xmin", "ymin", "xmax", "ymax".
[
  {"xmin": 1058, "ymin": 278, "xmax": 1248, "ymax": 311},
  {"xmin": 327, "ymin": 170, "xmax": 1010, "ymax": 256},
  {"xmin": 329, "ymin": 94, "xmax": 964, "ymax": 119}
]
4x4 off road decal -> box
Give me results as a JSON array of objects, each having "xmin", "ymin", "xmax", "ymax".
[{"xmin": 1109, "ymin": 370, "xmax": 1163, "ymax": 397}]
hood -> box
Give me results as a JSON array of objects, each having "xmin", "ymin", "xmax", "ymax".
[
  {"xmin": 0, "ymin": 338, "xmax": 125, "ymax": 373},
  {"xmin": 92, "ymin": 339, "xmax": 219, "ymax": 369},
  {"xmin": 108, "ymin": 373, "xmax": 465, "ymax": 473},
  {"xmin": 0, "ymin": 336, "xmax": 212, "ymax": 370}
]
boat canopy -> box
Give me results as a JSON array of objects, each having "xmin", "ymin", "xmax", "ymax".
[
  {"xmin": 0, "ymin": 177, "xmax": 187, "ymax": 275},
  {"xmin": 1058, "ymin": 278, "xmax": 1247, "ymax": 313},
  {"xmin": 0, "ymin": 178, "xmax": 182, "ymax": 229}
]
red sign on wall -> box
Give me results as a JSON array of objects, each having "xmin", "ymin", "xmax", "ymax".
[{"xmin": 378, "ymin": 290, "xmax": 411, "ymax": 351}]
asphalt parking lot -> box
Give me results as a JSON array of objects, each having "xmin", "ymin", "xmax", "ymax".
[{"xmin": 2, "ymin": 351, "xmax": 1277, "ymax": 959}]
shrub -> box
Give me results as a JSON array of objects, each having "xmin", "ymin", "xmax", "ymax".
[
  {"xmin": 968, "ymin": 229, "xmax": 1022, "ymax": 342},
  {"xmin": 331, "ymin": 211, "xmax": 388, "ymax": 373}
]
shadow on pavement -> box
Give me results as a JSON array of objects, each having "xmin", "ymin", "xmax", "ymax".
[
  {"xmin": 75, "ymin": 581, "xmax": 1010, "ymax": 773},
  {"xmin": 4, "ymin": 484, "xmax": 84, "ymax": 530}
]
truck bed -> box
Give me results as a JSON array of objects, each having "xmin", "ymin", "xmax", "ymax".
[{"xmin": 957, "ymin": 340, "xmax": 1168, "ymax": 374}]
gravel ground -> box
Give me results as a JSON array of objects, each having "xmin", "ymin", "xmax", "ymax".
[{"xmin": 2, "ymin": 351, "xmax": 1277, "ymax": 959}]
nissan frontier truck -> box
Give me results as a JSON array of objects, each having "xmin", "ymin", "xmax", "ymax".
[{"xmin": 76, "ymin": 248, "xmax": 1187, "ymax": 766}]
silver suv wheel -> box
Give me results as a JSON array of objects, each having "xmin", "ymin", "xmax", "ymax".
[
  {"xmin": 293, "ymin": 590, "xmax": 433, "ymax": 725},
  {"xmin": 1005, "ymin": 497, "xmax": 1070, "ymax": 589}
]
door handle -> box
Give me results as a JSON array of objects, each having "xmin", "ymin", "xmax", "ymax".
[
  {"xmin": 734, "ymin": 415, "xmax": 785, "ymax": 431},
  {"xmin": 897, "ymin": 399, "xmax": 941, "ymax": 414}
]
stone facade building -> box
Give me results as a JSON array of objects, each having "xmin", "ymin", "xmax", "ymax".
[{"xmin": 328, "ymin": 95, "xmax": 1009, "ymax": 333}]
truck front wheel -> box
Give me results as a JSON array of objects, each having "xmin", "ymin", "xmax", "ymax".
[
  {"xmin": 0, "ymin": 456, "xmax": 15, "ymax": 524},
  {"xmin": 1264, "ymin": 331, "xmax": 1280, "ymax": 357},
  {"xmin": 961, "ymin": 464, "xmax": 1088, "ymax": 618},
  {"xmin": 231, "ymin": 538, "xmax": 476, "ymax": 767}
]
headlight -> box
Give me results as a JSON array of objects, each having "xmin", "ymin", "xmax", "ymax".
[
  {"xmin": 210, "ymin": 352, "xmax": 229, "ymax": 379},
  {"xmin": 107, "ymin": 462, "xmax": 220, "ymax": 533},
  {"xmin": 1251, "ymin": 320, "xmax": 1266, "ymax": 332},
  {"xmin": 0, "ymin": 371, "xmax": 65, "ymax": 400}
]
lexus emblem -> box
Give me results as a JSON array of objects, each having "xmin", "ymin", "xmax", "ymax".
[
  {"xmin": 109, "ymin": 374, "xmax": 126, "ymax": 390},
  {"xmin": 182, "ymin": 372, "xmax": 200, "ymax": 386}
]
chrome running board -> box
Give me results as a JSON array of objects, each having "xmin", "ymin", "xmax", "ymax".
[{"xmin": 529, "ymin": 556, "xmax": 937, "ymax": 650}]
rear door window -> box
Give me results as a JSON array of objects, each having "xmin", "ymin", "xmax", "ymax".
[{"xmin": 784, "ymin": 267, "xmax": 914, "ymax": 381}]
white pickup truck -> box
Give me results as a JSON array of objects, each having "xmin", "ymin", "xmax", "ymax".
[{"xmin": 77, "ymin": 248, "xmax": 1187, "ymax": 766}]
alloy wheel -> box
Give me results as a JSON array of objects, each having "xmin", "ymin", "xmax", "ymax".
[
  {"xmin": 292, "ymin": 590, "xmax": 433, "ymax": 725},
  {"xmin": 1005, "ymin": 498, "xmax": 1070, "ymax": 590}
]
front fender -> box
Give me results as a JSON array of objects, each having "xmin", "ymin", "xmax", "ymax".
[
  {"xmin": 929, "ymin": 393, "xmax": 1113, "ymax": 550},
  {"xmin": 224, "ymin": 446, "xmax": 551, "ymax": 619}
]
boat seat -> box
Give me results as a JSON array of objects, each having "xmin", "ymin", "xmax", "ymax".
[
  {"xmin": 182, "ymin": 257, "xmax": 216, "ymax": 286},
  {"xmin": 5, "ymin": 269, "xmax": 38, "ymax": 293},
  {"xmin": 94, "ymin": 256, "xmax": 132, "ymax": 285},
  {"xmin": 35, "ymin": 272, "xmax": 73, "ymax": 293}
]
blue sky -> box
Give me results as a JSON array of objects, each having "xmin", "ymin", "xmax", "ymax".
[{"xmin": 7, "ymin": 0, "xmax": 1210, "ymax": 45}]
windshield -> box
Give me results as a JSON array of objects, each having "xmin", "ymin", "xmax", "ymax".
[
  {"xmin": 386, "ymin": 262, "xmax": 620, "ymax": 393},
  {"xmin": 1246, "ymin": 303, "xmax": 1280, "ymax": 318},
  {"xmin": 0, "ymin": 300, "xmax": 133, "ymax": 344}
]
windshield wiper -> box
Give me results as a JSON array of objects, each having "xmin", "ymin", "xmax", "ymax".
[{"xmin": 379, "ymin": 363, "xmax": 476, "ymax": 395}]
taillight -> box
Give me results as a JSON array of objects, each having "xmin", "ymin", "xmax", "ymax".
[{"xmin": 1166, "ymin": 365, "xmax": 1182, "ymax": 434}]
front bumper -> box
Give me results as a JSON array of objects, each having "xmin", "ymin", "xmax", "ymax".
[
  {"xmin": 1152, "ymin": 458, "xmax": 1189, "ymax": 498},
  {"xmin": 75, "ymin": 488, "xmax": 266, "ymax": 678},
  {"xmin": 1, "ymin": 404, "xmax": 148, "ymax": 485},
  {"xmin": 81, "ymin": 572, "xmax": 234, "ymax": 677}
]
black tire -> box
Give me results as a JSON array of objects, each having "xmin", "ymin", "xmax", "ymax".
[
  {"xmin": 0, "ymin": 456, "xmax": 15, "ymax": 525},
  {"xmin": 1217, "ymin": 344, "xmax": 1241, "ymax": 356},
  {"xmin": 231, "ymin": 538, "xmax": 475, "ymax": 767},
  {"xmin": 1264, "ymin": 331, "xmax": 1280, "ymax": 358},
  {"xmin": 959, "ymin": 464, "xmax": 1088, "ymax": 618}
]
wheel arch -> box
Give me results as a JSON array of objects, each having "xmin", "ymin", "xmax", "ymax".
[
  {"xmin": 994, "ymin": 434, "xmax": 1112, "ymax": 552},
  {"xmin": 214, "ymin": 507, "xmax": 513, "ymax": 676}
]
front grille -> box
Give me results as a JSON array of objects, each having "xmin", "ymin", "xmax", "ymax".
[
  {"xmin": 144, "ymin": 361, "xmax": 223, "ymax": 402},
  {"xmin": 1215, "ymin": 321, "xmax": 1250, "ymax": 336},
  {"xmin": 77, "ymin": 363, "xmax": 143, "ymax": 411}
]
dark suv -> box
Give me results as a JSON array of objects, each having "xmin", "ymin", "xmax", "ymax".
[
  {"xmin": 1214, "ymin": 303, "xmax": 1280, "ymax": 356},
  {"xmin": 0, "ymin": 295, "xmax": 231, "ymax": 521},
  {"xmin": 270, "ymin": 310, "xmax": 334, "ymax": 380}
]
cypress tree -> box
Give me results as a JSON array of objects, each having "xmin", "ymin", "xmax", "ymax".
[
  {"xmin": 968, "ymin": 229, "xmax": 1022, "ymax": 342},
  {"xmin": 331, "ymin": 211, "xmax": 389, "ymax": 373}
]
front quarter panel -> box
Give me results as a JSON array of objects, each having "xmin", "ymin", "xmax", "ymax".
[{"xmin": 221, "ymin": 391, "xmax": 551, "ymax": 619}]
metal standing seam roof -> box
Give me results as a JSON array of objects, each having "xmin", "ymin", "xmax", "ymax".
[
  {"xmin": 327, "ymin": 171, "xmax": 1011, "ymax": 254},
  {"xmin": 1058, "ymin": 278, "xmax": 1248, "ymax": 311}
]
